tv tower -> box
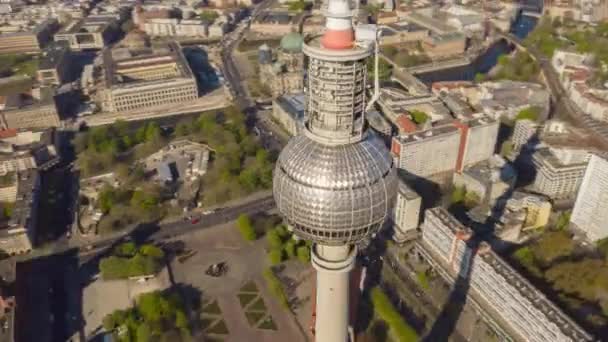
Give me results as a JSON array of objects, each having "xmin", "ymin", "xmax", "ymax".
[{"xmin": 272, "ymin": 0, "xmax": 397, "ymax": 340}]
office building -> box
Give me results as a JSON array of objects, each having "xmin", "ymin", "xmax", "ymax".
[
  {"xmin": 453, "ymin": 155, "xmax": 516, "ymax": 204},
  {"xmin": 571, "ymin": 154, "xmax": 608, "ymax": 241},
  {"xmin": 54, "ymin": 15, "xmax": 119, "ymax": 50},
  {"xmin": 420, "ymin": 207, "xmax": 594, "ymax": 342},
  {"xmin": 531, "ymin": 147, "xmax": 590, "ymax": 200},
  {"xmin": 391, "ymin": 179, "xmax": 421, "ymax": 243},
  {"xmin": 99, "ymin": 42, "xmax": 198, "ymax": 113}
]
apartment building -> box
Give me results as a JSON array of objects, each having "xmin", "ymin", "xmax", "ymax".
[
  {"xmin": 420, "ymin": 207, "xmax": 594, "ymax": 342},
  {"xmin": 571, "ymin": 154, "xmax": 608, "ymax": 241},
  {"xmin": 391, "ymin": 116, "xmax": 498, "ymax": 177},
  {"xmin": 0, "ymin": 170, "xmax": 40, "ymax": 255},
  {"xmin": 531, "ymin": 147, "xmax": 590, "ymax": 200},
  {"xmin": 54, "ymin": 15, "xmax": 119, "ymax": 50},
  {"xmin": 99, "ymin": 42, "xmax": 198, "ymax": 113},
  {"xmin": 391, "ymin": 179, "xmax": 421, "ymax": 243}
]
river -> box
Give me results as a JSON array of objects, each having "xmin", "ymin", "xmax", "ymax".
[{"xmin": 415, "ymin": 9, "xmax": 540, "ymax": 85}]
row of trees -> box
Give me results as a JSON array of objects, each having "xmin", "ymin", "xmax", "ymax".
[
  {"xmin": 99, "ymin": 242, "xmax": 165, "ymax": 280},
  {"xmin": 103, "ymin": 290, "xmax": 190, "ymax": 342}
]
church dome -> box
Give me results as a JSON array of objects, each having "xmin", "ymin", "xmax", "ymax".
[{"xmin": 280, "ymin": 32, "xmax": 303, "ymax": 53}]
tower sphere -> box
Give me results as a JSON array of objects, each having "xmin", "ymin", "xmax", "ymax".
[{"xmin": 273, "ymin": 131, "xmax": 397, "ymax": 245}]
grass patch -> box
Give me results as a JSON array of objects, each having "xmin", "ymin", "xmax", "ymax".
[
  {"xmin": 201, "ymin": 317, "xmax": 216, "ymax": 330},
  {"xmin": 238, "ymin": 293, "xmax": 258, "ymax": 308},
  {"xmin": 206, "ymin": 320, "xmax": 229, "ymax": 335},
  {"xmin": 263, "ymin": 268, "xmax": 289, "ymax": 309},
  {"xmin": 371, "ymin": 287, "xmax": 418, "ymax": 341},
  {"xmin": 416, "ymin": 271, "xmax": 430, "ymax": 290},
  {"xmin": 203, "ymin": 300, "xmax": 222, "ymax": 315},
  {"xmin": 240, "ymin": 281, "xmax": 259, "ymax": 293},
  {"xmin": 245, "ymin": 311, "xmax": 266, "ymax": 326},
  {"xmin": 248, "ymin": 297, "xmax": 267, "ymax": 312},
  {"xmin": 258, "ymin": 316, "xmax": 277, "ymax": 330}
]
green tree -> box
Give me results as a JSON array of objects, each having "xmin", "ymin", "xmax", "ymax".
[
  {"xmin": 136, "ymin": 322, "xmax": 152, "ymax": 342},
  {"xmin": 175, "ymin": 310, "xmax": 188, "ymax": 330},
  {"xmin": 236, "ymin": 214, "xmax": 256, "ymax": 241},
  {"xmin": 275, "ymin": 224, "xmax": 289, "ymax": 239},
  {"xmin": 410, "ymin": 110, "xmax": 429, "ymax": 125},
  {"xmin": 268, "ymin": 249, "xmax": 284, "ymax": 265},
  {"xmin": 533, "ymin": 231, "xmax": 575, "ymax": 266},
  {"xmin": 450, "ymin": 186, "xmax": 466, "ymax": 204},
  {"xmin": 284, "ymin": 240, "xmax": 296, "ymax": 259},
  {"xmin": 474, "ymin": 72, "xmax": 485, "ymax": 83},
  {"xmin": 98, "ymin": 186, "xmax": 117, "ymax": 214},
  {"xmin": 130, "ymin": 190, "xmax": 159, "ymax": 211},
  {"xmin": 115, "ymin": 242, "xmax": 137, "ymax": 257},
  {"xmin": 287, "ymin": 0, "xmax": 307, "ymax": 11},
  {"xmin": 140, "ymin": 244, "xmax": 165, "ymax": 258},
  {"xmin": 555, "ymin": 211, "xmax": 571, "ymax": 230},
  {"xmin": 145, "ymin": 122, "xmax": 162, "ymax": 143},
  {"xmin": 266, "ymin": 229, "xmax": 283, "ymax": 249},
  {"xmin": 515, "ymin": 106, "xmax": 541, "ymax": 121},
  {"xmin": 200, "ymin": 10, "xmax": 219, "ymax": 22},
  {"xmin": 174, "ymin": 122, "xmax": 190, "ymax": 136},
  {"xmin": 296, "ymin": 245, "xmax": 310, "ymax": 263}
]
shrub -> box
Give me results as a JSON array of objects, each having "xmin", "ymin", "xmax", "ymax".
[
  {"xmin": 263, "ymin": 268, "xmax": 289, "ymax": 308},
  {"xmin": 268, "ymin": 249, "xmax": 284, "ymax": 265},
  {"xmin": 370, "ymin": 287, "xmax": 418, "ymax": 341},
  {"xmin": 236, "ymin": 214, "xmax": 256, "ymax": 241},
  {"xmin": 296, "ymin": 245, "xmax": 310, "ymax": 263},
  {"xmin": 284, "ymin": 240, "xmax": 296, "ymax": 259},
  {"xmin": 266, "ymin": 229, "xmax": 283, "ymax": 249}
]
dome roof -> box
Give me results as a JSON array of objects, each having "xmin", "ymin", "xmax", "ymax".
[
  {"xmin": 273, "ymin": 132, "xmax": 397, "ymax": 245},
  {"xmin": 280, "ymin": 32, "xmax": 303, "ymax": 53}
]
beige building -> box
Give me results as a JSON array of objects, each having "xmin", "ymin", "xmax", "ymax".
[
  {"xmin": 0, "ymin": 88, "xmax": 61, "ymax": 130},
  {"xmin": 0, "ymin": 19, "xmax": 58, "ymax": 55},
  {"xmin": 99, "ymin": 42, "xmax": 199, "ymax": 113},
  {"xmin": 391, "ymin": 179, "xmax": 421, "ymax": 243},
  {"xmin": 54, "ymin": 15, "xmax": 119, "ymax": 50},
  {"xmin": 250, "ymin": 11, "xmax": 304, "ymax": 36},
  {"xmin": 379, "ymin": 22, "xmax": 429, "ymax": 46},
  {"xmin": 37, "ymin": 43, "xmax": 71, "ymax": 86}
]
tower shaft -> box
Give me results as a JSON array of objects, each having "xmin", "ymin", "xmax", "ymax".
[{"xmin": 312, "ymin": 244, "xmax": 356, "ymax": 342}]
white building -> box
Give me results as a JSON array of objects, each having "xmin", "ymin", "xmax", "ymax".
[
  {"xmin": 391, "ymin": 180, "xmax": 421, "ymax": 243},
  {"xmin": 571, "ymin": 154, "xmax": 608, "ymax": 241},
  {"xmin": 512, "ymin": 119, "xmax": 540, "ymax": 151},
  {"xmin": 420, "ymin": 207, "xmax": 594, "ymax": 342},
  {"xmin": 531, "ymin": 147, "xmax": 590, "ymax": 200}
]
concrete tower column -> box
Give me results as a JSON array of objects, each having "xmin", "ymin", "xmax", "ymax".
[{"xmin": 311, "ymin": 244, "xmax": 357, "ymax": 342}]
